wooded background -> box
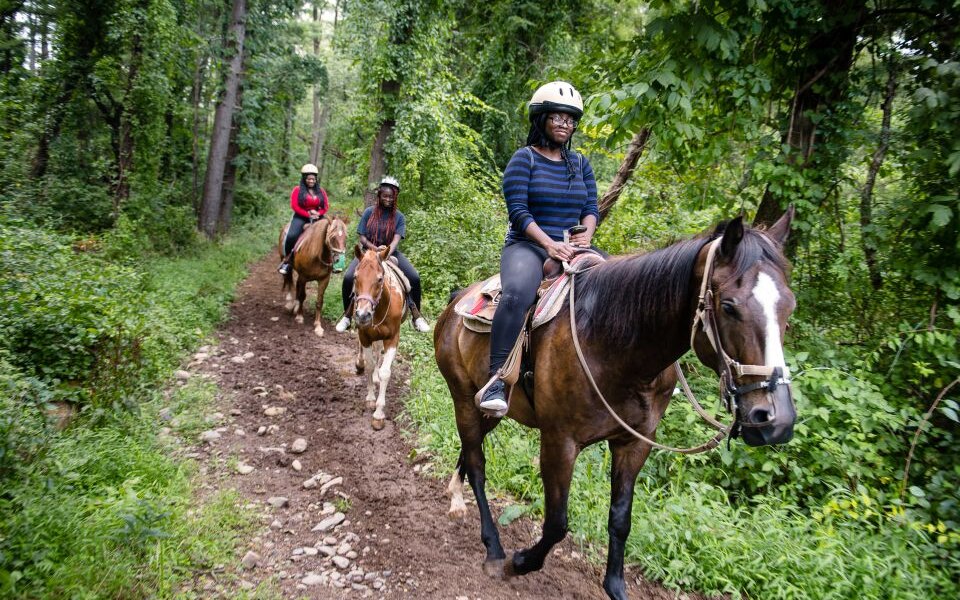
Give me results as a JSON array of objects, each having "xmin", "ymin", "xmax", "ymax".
[{"xmin": 0, "ymin": 1, "xmax": 957, "ymax": 598}]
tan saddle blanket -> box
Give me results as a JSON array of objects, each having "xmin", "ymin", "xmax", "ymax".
[
  {"xmin": 383, "ymin": 257, "xmax": 412, "ymax": 295},
  {"xmin": 454, "ymin": 252, "xmax": 604, "ymax": 333}
]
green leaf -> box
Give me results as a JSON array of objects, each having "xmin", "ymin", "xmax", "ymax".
[{"xmin": 498, "ymin": 503, "xmax": 528, "ymax": 526}]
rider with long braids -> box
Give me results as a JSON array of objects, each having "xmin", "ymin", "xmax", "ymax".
[
  {"xmin": 336, "ymin": 176, "xmax": 430, "ymax": 333},
  {"xmin": 478, "ymin": 81, "xmax": 601, "ymax": 414}
]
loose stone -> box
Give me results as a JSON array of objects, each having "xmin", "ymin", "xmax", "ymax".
[
  {"xmin": 332, "ymin": 556, "xmax": 351, "ymax": 569},
  {"xmin": 267, "ymin": 496, "xmax": 289, "ymax": 508},
  {"xmin": 240, "ymin": 551, "xmax": 260, "ymax": 569}
]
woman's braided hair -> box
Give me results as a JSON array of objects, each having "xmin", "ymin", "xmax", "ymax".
[
  {"xmin": 525, "ymin": 113, "xmax": 578, "ymax": 186},
  {"xmin": 366, "ymin": 185, "xmax": 397, "ymax": 245}
]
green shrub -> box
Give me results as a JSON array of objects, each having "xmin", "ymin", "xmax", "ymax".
[{"xmin": 0, "ymin": 224, "xmax": 147, "ymax": 407}]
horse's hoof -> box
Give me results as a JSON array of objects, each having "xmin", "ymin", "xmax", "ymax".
[
  {"xmin": 295, "ymin": 316, "xmax": 304, "ymax": 325},
  {"xmin": 482, "ymin": 558, "xmax": 506, "ymax": 579},
  {"xmin": 371, "ymin": 418, "xmax": 385, "ymax": 430},
  {"xmin": 447, "ymin": 503, "xmax": 468, "ymax": 520},
  {"xmin": 356, "ymin": 365, "xmax": 365, "ymax": 375},
  {"xmin": 314, "ymin": 327, "xmax": 324, "ymax": 337}
]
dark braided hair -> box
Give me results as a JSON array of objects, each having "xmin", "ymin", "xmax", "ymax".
[
  {"xmin": 525, "ymin": 113, "xmax": 579, "ymax": 186},
  {"xmin": 366, "ymin": 185, "xmax": 398, "ymax": 246}
]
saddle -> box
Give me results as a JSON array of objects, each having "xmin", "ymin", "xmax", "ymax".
[
  {"xmin": 383, "ymin": 256, "xmax": 412, "ymax": 294},
  {"xmin": 454, "ymin": 250, "xmax": 605, "ymax": 333}
]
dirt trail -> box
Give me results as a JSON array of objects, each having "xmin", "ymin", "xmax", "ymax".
[{"xmin": 184, "ymin": 256, "xmax": 707, "ymax": 599}]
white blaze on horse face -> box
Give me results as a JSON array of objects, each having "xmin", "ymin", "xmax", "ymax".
[{"xmin": 752, "ymin": 272, "xmax": 789, "ymax": 376}]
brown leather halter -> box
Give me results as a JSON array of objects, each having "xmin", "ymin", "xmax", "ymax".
[
  {"xmin": 690, "ymin": 238, "xmax": 792, "ymax": 433},
  {"xmin": 354, "ymin": 254, "xmax": 391, "ymax": 328},
  {"xmin": 316, "ymin": 218, "xmax": 347, "ymax": 267}
]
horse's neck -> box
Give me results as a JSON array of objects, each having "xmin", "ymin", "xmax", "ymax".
[
  {"xmin": 575, "ymin": 243, "xmax": 705, "ymax": 376},
  {"xmin": 305, "ymin": 220, "xmax": 329, "ymax": 258}
]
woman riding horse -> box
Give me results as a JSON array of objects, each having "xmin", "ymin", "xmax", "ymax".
[
  {"xmin": 335, "ymin": 176, "xmax": 430, "ymax": 333},
  {"xmin": 278, "ymin": 163, "xmax": 332, "ymax": 276},
  {"xmin": 479, "ymin": 81, "xmax": 603, "ymax": 414}
]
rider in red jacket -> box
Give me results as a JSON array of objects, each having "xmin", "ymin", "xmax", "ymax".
[{"xmin": 278, "ymin": 163, "xmax": 330, "ymax": 275}]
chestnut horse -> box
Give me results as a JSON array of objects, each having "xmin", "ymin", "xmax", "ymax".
[
  {"xmin": 434, "ymin": 210, "xmax": 797, "ymax": 600},
  {"xmin": 279, "ymin": 215, "xmax": 348, "ymax": 336},
  {"xmin": 351, "ymin": 245, "xmax": 408, "ymax": 430}
]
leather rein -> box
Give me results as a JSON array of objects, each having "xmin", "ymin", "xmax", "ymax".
[{"xmin": 566, "ymin": 237, "xmax": 789, "ymax": 454}]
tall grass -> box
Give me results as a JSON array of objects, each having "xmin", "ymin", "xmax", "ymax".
[{"xmin": 0, "ymin": 210, "xmax": 279, "ymax": 598}]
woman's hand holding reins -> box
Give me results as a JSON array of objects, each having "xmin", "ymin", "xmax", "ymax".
[{"xmin": 546, "ymin": 239, "xmax": 577, "ymax": 262}]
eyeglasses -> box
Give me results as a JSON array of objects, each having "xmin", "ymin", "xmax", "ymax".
[{"xmin": 548, "ymin": 114, "xmax": 578, "ymax": 128}]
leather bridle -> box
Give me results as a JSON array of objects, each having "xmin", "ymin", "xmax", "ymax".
[
  {"xmin": 354, "ymin": 254, "xmax": 390, "ymax": 328},
  {"xmin": 690, "ymin": 238, "xmax": 792, "ymax": 434}
]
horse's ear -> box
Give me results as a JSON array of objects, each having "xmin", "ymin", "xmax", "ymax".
[
  {"xmin": 765, "ymin": 204, "xmax": 795, "ymax": 247},
  {"xmin": 377, "ymin": 246, "xmax": 390, "ymax": 262},
  {"xmin": 354, "ymin": 242, "xmax": 363, "ymax": 259},
  {"xmin": 720, "ymin": 216, "xmax": 744, "ymax": 258}
]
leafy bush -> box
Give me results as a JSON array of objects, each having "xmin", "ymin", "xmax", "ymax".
[{"xmin": 0, "ymin": 223, "xmax": 147, "ymax": 407}]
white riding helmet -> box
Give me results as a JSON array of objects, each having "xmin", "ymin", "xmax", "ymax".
[
  {"xmin": 379, "ymin": 175, "xmax": 400, "ymax": 191},
  {"xmin": 528, "ymin": 81, "xmax": 584, "ymax": 119},
  {"xmin": 301, "ymin": 163, "xmax": 319, "ymax": 175}
]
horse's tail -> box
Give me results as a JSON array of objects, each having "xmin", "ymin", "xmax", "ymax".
[{"xmin": 446, "ymin": 287, "xmax": 463, "ymax": 305}]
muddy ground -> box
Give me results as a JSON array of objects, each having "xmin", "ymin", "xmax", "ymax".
[{"xmin": 178, "ymin": 255, "xmax": 713, "ymax": 600}]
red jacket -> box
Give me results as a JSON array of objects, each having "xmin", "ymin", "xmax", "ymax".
[{"xmin": 290, "ymin": 186, "xmax": 329, "ymax": 218}]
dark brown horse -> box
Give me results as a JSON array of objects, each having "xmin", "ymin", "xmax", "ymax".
[
  {"xmin": 434, "ymin": 210, "xmax": 797, "ymax": 600},
  {"xmin": 351, "ymin": 245, "xmax": 408, "ymax": 430},
  {"xmin": 279, "ymin": 215, "xmax": 348, "ymax": 336}
]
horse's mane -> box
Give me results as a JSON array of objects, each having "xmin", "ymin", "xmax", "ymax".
[
  {"xmin": 574, "ymin": 222, "xmax": 789, "ymax": 348},
  {"xmin": 301, "ymin": 217, "xmax": 330, "ymax": 256}
]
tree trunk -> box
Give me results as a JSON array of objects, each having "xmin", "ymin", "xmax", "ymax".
[
  {"xmin": 217, "ymin": 82, "xmax": 244, "ymax": 236},
  {"xmin": 191, "ymin": 53, "xmax": 207, "ymax": 209},
  {"xmin": 314, "ymin": 102, "xmax": 331, "ymax": 174},
  {"xmin": 753, "ymin": 0, "xmax": 866, "ymax": 227},
  {"xmin": 860, "ymin": 62, "xmax": 897, "ymax": 291},
  {"xmin": 598, "ymin": 128, "xmax": 650, "ymax": 222},
  {"xmin": 113, "ymin": 25, "xmax": 144, "ymax": 217},
  {"xmin": 199, "ymin": 0, "xmax": 246, "ymax": 238},
  {"xmin": 365, "ymin": 116, "xmax": 394, "ymax": 207}
]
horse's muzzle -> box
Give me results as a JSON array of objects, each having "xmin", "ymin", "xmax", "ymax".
[
  {"xmin": 740, "ymin": 383, "xmax": 796, "ymax": 447},
  {"xmin": 355, "ymin": 308, "xmax": 374, "ymax": 326}
]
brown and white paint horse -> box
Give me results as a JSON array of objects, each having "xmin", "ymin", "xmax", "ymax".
[
  {"xmin": 434, "ymin": 210, "xmax": 797, "ymax": 600},
  {"xmin": 351, "ymin": 245, "xmax": 408, "ymax": 430},
  {"xmin": 279, "ymin": 215, "xmax": 348, "ymax": 336}
]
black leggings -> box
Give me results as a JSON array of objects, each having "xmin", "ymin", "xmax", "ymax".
[
  {"xmin": 488, "ymin": 241, "xmax": 548, "ymax": 375},
  {"xmin": 342, "ymin": 250, "xmax": 422, "ymax": 312},
  {"xmin": 283, "ymin": 214, "xmax": 310, "ymax": 257},
  {"xmin": 488, "ymin": 240, "xmax": 607, "ymax": 375}
]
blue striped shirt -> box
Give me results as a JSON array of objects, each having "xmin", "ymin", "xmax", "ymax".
[{"xmin": 502, "ymin": 146, "xmax": 598, "ymax": 243}]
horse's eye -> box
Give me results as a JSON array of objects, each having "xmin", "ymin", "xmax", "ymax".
[{"xmin": 721, "ymin": 300, "xmax": 738, "ymax": 317}]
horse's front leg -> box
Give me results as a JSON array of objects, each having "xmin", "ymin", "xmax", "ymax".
[
  {"xmin": 364, "ymin": 341, "xmax": 381, "ymax": 409},
  {"xmin": 455, "ymin": 407, "xmax": 508, "ymax": 577},
  {"xmin": 371, "ymin": 337, "xmax": 397, "ymax": 430},
  {"xmin": 294, "ymin": 277, "xmax": 307, "ymax": 325},
  {"xmin": 602, "ymin": 439, "xmax": 652, "ymax": 600},
  {"xmin": 313, "ymin": 274, "xmax": 330, "ymax": 337},
  {"xmin": 509, "ymin": 434, "xmax": 579, "ymax": 577}
]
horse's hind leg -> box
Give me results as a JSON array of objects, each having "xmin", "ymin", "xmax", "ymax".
[
  {"xmin": 602, "ymin": 439, "xmax": 652, "ymax": 600},
  {"xmin": 508, "ymin": 434, "xmax": 579, "ymax": 577},
  {"xmin": 446, "ymin": 452, "xmax": 468, "ymax": 519},
  {"xmin": 294, "ymin": 277, "xmax": 307, "ymax": 325},
  {"xmin": 313, "ymin": 275, "xmax": 330, "ymax": 337}
]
